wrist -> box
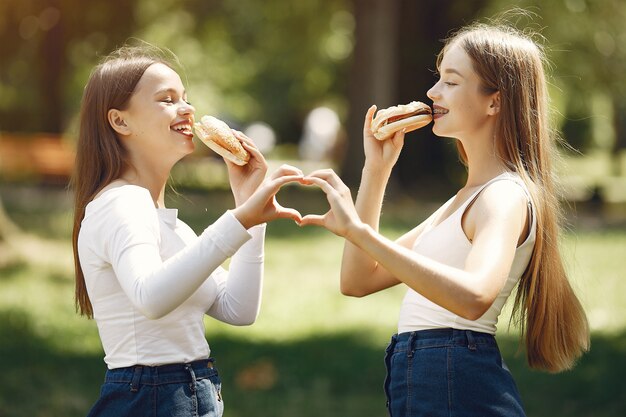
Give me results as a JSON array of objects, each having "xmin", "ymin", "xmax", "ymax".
[
  {"xmin": 232, "ymin": 190, "xmax": 249, "ymax": 207},
  {"xmin": 231, "ymin": 206, "xmax": 254, "ymax": 229},
  {"xmin": 362, "ymin": 165, "xmax": 392, "ymax": 181},
  {"xmin": 345, "ymin": 219, "xmax": 369, "ymax": 243},
  {"xmin": 360, "ymin": 167, "xmax": 391, "ymax": 193}
]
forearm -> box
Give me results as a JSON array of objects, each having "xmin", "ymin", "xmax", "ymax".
[
  {"xmin": 347, "ymin": 223, "xmax": 490, "ymax": 319},
  {"xmin": 116, "ymin": 211, "xmax": 251, "ymax": 319},
  {"xmin": 207, "ymin": 224, "xmax": 266, "ymax": 325},
  {"xmin": 354, "ymin": 167, "xmax": 392, "ymax": 227},
  {"xmin": 340, "ymin": 167, "xmax": 391, "ymax": 294}
]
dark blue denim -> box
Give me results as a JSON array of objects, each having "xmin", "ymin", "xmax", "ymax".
[
  {"xmin": 87, "ymin": 358, "xmax": 223, "ymax": 417},
  {"xmin": 384, "ymin": 329, "xmax": 526, "ymax": 417}
]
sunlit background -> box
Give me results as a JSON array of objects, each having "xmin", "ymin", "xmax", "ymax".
[{"xmin": 1, "ymin": 1, "xmax": 625, "ymax": 416}]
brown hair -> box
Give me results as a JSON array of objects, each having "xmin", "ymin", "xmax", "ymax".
[
  {"xmin": 438, "ymin": 24, "xmax": 590, "ymax": 372},
  {"xmin": 71, "ymin": 44, "xmax": 175, "ymax": 318}
]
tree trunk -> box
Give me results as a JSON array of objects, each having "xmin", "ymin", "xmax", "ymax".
[
  {"xmin": 341, "ymin": 0, "xmax": 400, "ymax": 186},
  {"xmin": 40, "ymin": 0, "xmax": 65, "ymax": 133}
]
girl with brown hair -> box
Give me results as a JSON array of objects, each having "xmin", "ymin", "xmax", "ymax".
[
  {"xmin": 300, "ymin": 23, "xmax": 590, "ymax": 416},
  {"xmin": 72, "ymin": 44, "xmax": 303, "ymax": 417}
]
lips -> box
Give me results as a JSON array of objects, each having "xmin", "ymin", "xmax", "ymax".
[
  {"xmin": 432, "ymin": 105, "xmax": 448, "ymax": 119},
  {"xmin": 171, "ymin": 120, "xmax": 194, "ymax": 137}
]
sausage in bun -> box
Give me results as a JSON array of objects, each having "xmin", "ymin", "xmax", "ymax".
[
  {"xmin": 370, "ymin": 101, "xmax": 432, "ymax": 140},
  {"xmin": 194, "ymin": 115, "xmax": 250, "ymax": 166}
]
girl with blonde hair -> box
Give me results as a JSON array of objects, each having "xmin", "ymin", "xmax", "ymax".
[{"xmin": 301, "ymin": 23, "xmax": 590, "ymax": 416}]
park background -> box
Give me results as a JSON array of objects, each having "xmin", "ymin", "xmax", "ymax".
[{"xmin": 1, "ymin": 0, "xmax": 625, "ymax": 416}]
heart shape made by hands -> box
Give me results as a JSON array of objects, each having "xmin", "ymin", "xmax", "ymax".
[{"xmin": 275, "ymin": 182, "xmax": 329, "ymax": 218}]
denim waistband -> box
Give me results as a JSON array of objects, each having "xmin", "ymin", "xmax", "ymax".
[
  {"xmin": 391, "ymin": 328, "xmax": 497, "ymax": 351},
  {"xmin": 105, "ymin": 358, "xmax": 217, "ymax": 388}
]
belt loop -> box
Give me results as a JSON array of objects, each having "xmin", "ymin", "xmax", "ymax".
[
  {"xmin": 185, "ymin": 364, "xmax": 197, "ymax": 393},
  {"xmin": 130, "ymin": 366, "xmax": 143, "ymax": 392},
  {"xmin": 407, "ymin": 332, "xmax": 417, "ymax": 358},
  {"xmin": 466, "ymin": 330, "xmax": 477, "ymax": 351}
]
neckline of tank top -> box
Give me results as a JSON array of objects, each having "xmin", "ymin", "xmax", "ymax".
[{"xmin": 428, "ymin": 171, "xmax": 523, "ymax": 230}]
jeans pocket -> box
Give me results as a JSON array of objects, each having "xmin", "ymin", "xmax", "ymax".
[
  {"xmin": 88, "ymin": 382, "xmax": 143, "ymax": 417},
  {"xmin": 196, "ymin": 376, "xmax": 224, "ymax": 417}
]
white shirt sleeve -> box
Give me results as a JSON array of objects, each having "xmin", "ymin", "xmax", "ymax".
[
  {"xmin": 206, "ymin": 223, "xmax": 266, "ymax": 325},
  {"xmin": 106, "ymin": 191, "xmax": 255, "ymax": 320}
]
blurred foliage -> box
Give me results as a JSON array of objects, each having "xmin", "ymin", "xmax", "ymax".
[
  {"xmin": 0, "ymin": 0, "xmax": 351, "ymax": 145},
  {"xmin": 480, "ymin": 0, "xmax": 626, "ymax": 155},
  {"xmin": 1, "ymin": 0, "xmax": 626, "ymax": 184},
  {"xmin": 0, "ymin": 0, "xmax": 137, "ymax": 133},
  {"xmin": 134, "ymin": 0, "xmax": 353, "ymax": 144}
]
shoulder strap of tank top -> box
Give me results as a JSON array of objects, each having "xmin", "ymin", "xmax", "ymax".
[{"xmin": 461, "ymin": 173, "xmax": 536, "ymax": 235}]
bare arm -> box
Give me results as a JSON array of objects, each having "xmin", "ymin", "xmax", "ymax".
[
  {"xmin": 340, "ymin": 105, "xmax": 421, "ymax": 296},
  {"xmin": 340, "ymin": 179, "xmax": 439, "ymax": 296},
  {"xmin": 301, "ymin": 173, "xmax": 529, "ymax": 320}
]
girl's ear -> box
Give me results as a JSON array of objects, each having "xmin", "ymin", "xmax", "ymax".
[
  {"xmin": 108, "ymin": 109, "xmax": 131, "ymax": 136},
  {"xmin": 487, "ymin": 91, "xmax": 501, "ymax": 116}
]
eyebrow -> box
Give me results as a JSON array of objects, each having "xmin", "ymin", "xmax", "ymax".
[
  {"xmin": 154, "ymin": 88, "xmax": 187, "ymax": 97},
  {"xmin": 443, "ymin": 68, "xmax": 465, "ymax": 78}
]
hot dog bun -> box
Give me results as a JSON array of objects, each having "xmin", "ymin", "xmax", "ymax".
[
  {"xmin": 194, "ymin": 115, "xmax": 250, "ymax": 166},
  {"xmin": 370, "ymin": 101, "xmax": 432, "ymax": 140}
]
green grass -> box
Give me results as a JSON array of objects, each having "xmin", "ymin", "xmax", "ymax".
[{"xmin": 1, "ymin": 186, "xmax": 625, "ymax": 416}]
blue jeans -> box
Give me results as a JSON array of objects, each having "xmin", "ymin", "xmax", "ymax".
[
  {"xmin": 87, "ymin": 358, "xmax": 223, "ymax": 417},
  {"xmin": 384, "ymin": 329, "xmax": 526, "ymax": 417}
]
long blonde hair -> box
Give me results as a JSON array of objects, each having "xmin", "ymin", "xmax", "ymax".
[
  {"xmin": 71, "ymin": 45, "xmax": 174, "ymax": 318},
  {"xmin": 438, "ymin": 24, "xmax": 589, "ymax": 372}
]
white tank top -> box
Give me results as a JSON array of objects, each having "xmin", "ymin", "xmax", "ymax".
[{"xmin": 397, "ymin": 172, "xmax": 537, "ymax": 335}]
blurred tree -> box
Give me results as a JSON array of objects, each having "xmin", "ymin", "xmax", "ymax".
[
  {"xmin": 2, "ymin": 0, "xmax": 624, "ymax": 189},
  {"xmin": 0, "ymin": 0, "xmax": 138, "ymax": 234},
  {"xmin": 341, "ymin": 0, "xmax": 399, "ymax": 187},
  {"xmin": 0, "ymin": 0, "xmax": 137, "ymax": 133},
  {"xmin": 125, "ymin": 0, "xmax": 351, "ymax": 150}
]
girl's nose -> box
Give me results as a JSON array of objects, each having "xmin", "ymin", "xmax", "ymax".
[
  {"xmin": 179, "ymin": 102, "xmax": 195, "ymax": 116},
  {"xmin": 426, "ymin": 83, "xmax": 439, "ymax": 101}
]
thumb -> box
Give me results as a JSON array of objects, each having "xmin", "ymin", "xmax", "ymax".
[
  {"xmin": 275, "ymin": 206, "xmax": 302, "ymax": 223},
  {"xmin": 298, "ymin": 214, "xmax": 326, "ymax": 227}
]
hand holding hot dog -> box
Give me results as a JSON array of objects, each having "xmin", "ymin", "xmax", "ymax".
[
  {"xmin": 363, "ymin": 102, "xmax": 432, "ymax": 174},
  {"xmin": 363, "ymin": 105, "xmax": 406, "ymax": 175}
]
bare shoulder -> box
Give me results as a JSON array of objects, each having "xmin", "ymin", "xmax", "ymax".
[
  {"xmin": 476, "ymin": 179, "xmax": 529, "ymax": 217},
  {"xmin": 463, "ymin": 179, "xmax": 530, "ymax": 242}
]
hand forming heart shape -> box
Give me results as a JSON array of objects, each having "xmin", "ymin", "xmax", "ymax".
[
  {"xmin": 233, "ymin": 165, "xmax": 358, "ymax": 238},
  {"xmin": 275, "ymin": 181, "xmax": 330, "ymax": 218}
]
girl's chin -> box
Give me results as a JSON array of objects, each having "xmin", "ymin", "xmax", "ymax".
[
  {"xmin": 179, "ymin": 138, "xmax": 196, "ymax": 152},
  {"xmin": 431, "ymin": 124, "xmax": 456, "ymax": 139},
  {"xmin": 169, "ymin": 142, "xmax": 195, "ymax": 162}
]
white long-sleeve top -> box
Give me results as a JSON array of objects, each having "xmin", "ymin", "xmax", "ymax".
[{"xmin": 78, "ymin": 185, "xmax": 266, "ymax": 369}]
